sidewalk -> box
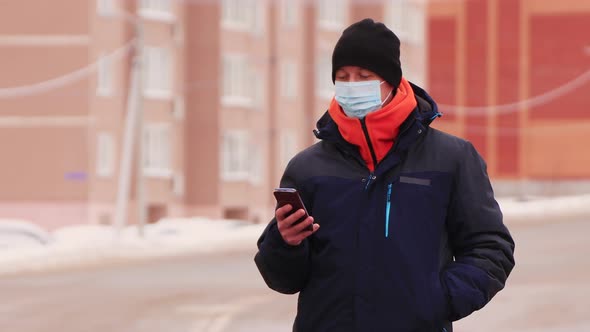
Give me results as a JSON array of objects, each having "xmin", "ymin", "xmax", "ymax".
[{"xmin": 0, "ymin": 194, "xmax": 589, "ymax": 276}]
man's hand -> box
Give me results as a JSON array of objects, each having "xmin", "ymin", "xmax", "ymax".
[{"xmin": 276, "ymin": 204, "xmax": 320, "ymax": 246}]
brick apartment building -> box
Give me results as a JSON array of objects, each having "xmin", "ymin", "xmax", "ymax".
[{"xmin": 0, "ymin": 0, "xmax": 588, "ymax": 229}]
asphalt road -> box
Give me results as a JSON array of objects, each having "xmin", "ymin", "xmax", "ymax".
[{"xmin": 0, "ymin": 219, "xmax": 589, "ymax": 332}]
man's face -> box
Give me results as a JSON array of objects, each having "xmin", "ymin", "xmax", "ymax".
[{"xmin": 334, "ymin": 66, "xmax": 394, "ymax": 104}]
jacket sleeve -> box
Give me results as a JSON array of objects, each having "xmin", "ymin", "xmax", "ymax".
[
  {"xmin": 254, "ymin": 161, "xmax": 311, "ymax": 294},
  {"xmin": 442, "ymin": 141, "xmax": 516, "ymax": 321}
]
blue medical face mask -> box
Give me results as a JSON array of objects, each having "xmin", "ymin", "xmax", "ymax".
[{"xmin": 334, "ymin": 80, "xmax": 393, "ymax": 119}]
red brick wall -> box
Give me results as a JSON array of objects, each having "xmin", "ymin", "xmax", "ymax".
[
  {"xmin": 529, "ymin": 14, "xmax": 590, "ymax": 120},
  {"xmin": 464, "ymin": 0, "xmax": 489, "ymax": 158},
  {"xmin": 496, "ymin": 0, "xmax": 521, "ymax": 176},
  {"xmin": 428, "ymin": 17, "xmax": 457, "ymax": 121}
]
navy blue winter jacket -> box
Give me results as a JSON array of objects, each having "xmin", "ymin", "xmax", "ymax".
[{"xmin": 254, "ymin": 83, "xmax": 515, "ymax": 332}]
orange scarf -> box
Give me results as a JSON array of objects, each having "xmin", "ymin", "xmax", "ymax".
[{"xmin": 328, "ymin": 78, "xmax": 417, "ymax": 171}]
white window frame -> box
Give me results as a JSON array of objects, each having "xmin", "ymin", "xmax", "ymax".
[
  {"xmin": 138, "ymin": 0, "xmax": 175, "ymax": 22},
  {"xmin": 97, "ymin": 0, "xmax": 116, "ymax": 17},
  {"xmin": 316, "ymin": 56, "xmax": 333, "ymax": 99},
  {"xmin": 221, "ymin": 130, "xmax": 250, "ymax": 182},
  {"xmin": 96, "ymin": 53, "xmax": 113, "ymax": 97},
  {"xmin": 143, "ymin": 124, "xmax": 173, "ymax": 178},
  {"xmin": 96, "ymin": 132, "xmax": 115, "ymax": 178},
  {"xmin": 317, "ymin": 0, "xmax": 347, "ymax": 31},
  {"xmin": 280, "ymin": 60, "xmax": 298, "ymax": 99},
  {"xmin": 143, "ymin": 46, "xmax": 173, "ymax": 100},
  {"xmin": 221, "ymin": 0, "xmax": 254, "ymax": 31},
  {"xmin": 281, "ymin": 0, "xmax": 299, "ymax": 28},
  {"xmin": 222, "ymin": 54, "xmax": 253, "ymax": 107}
]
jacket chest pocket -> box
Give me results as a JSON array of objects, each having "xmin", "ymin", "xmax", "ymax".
[{"xmin": 384, "ymin": 172, "xmax": 452, "ymax": 240}]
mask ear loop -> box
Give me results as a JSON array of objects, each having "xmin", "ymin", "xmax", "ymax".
[{"xmin": 381, "ymin": 87, "xmax": 394, "ymax": 106}]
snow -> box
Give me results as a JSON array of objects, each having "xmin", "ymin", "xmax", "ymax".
[
  {"xmin": 498, "ymin": 194, "xmax": 590, "ymax": 225},
  {"xmin": 0, "ymin": 217, "xmax": 267, "ymax": 276},
  {"xmin": 0, "ymin": 194, "xmax": 589, "ymax": 276}
]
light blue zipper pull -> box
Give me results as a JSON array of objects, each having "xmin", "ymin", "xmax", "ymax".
[{"xmin": 385, "ymin": 183, "xmax": 392, "ymax": 237}]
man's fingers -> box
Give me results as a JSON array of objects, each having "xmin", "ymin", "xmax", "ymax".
[
  {"xmin": 292, "ymin": 216, "xmax": 314, "ymax": 233},
  {"xmin": 275, "ymin": 204, "xmax": 293, "ymax": 221},
  {"xmin": 278, "ymin": 208, "xmax": 306, "ymax": 227},
  {"xmin": 275, "ymin": 207, "xmax": 319, "ymax": 246},
  {"xmin": 283, "ymin": 218, "xmax": 319, "ymax": 246},
  {"xmin": 311, "ymin": 223, "xmax": 320, "ymax": 233}
]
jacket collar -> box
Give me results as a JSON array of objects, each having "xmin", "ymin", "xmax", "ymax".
[{"xmin": 315, "ymin": 81, "xmax": 441, "ymax": 148}]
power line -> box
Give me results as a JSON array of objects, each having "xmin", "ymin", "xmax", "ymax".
[
  {"xmin": 0, "ymin": 40, "xmax": 136, "ymax": 99},
  {"xmin": 437, "ymin": 68, "xmax": 590, "ymax": 115}
]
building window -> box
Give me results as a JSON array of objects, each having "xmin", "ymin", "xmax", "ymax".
[
  {"xmin": 386, "ymin": 0, "xmax": 426, "ymax": 45},
  {"xmin": 139, "ymin": 0, "xmax": 174, "ymax": 21},
  {"xmin": 172, "ymin": 173, "xmax": 185, "ymax": 197},
  {"xmin": 221, "ymin": 0, "xmax": 255, "ymax": 31},
  {"xmin": 143, "ymin": 124, "xmax": 172, "ymax": 178},
  {"xmin": 254, "ymin": 77, "xmax": 266, "ymax": 111},
  {"xmin": 222, "ymin": 54, "xmax": 252, "ymax": 107},
  {"xmin": 96, "ymin": 132, "xmax": 115, "ymax": 178},
  {"xmin": 280, "ymin": 60, "xmax": 298, "ymax": 99},
  {"xmin": 249, "ymin": 143, "xmax": 263, "ymax": 185},
  {"xmin": 221, "ymin": 131, "xmax": 250, "ymax": 181},
  {"xmin": 97, "ymin": 53, "xmax": 113, "ymax": 97},
  {"xmin": 252, "ymin": 0, "xmax": 266, "ymax": 36},
  {"xmin": 316, "ymin": 56, "xmax": 333, "ymax": 99},
  {"xmin": 317, "ymin": 0, "xmax": 347, "ymax": 30},
  {"xmin": 386, "ymin": 0, "xmax": 427, "ymax": 87},
  {"xmin": 143, "ymin": 46, "xmax": 173, "ymax": 99},
  {"xmin": 172, "ymin": 95, "xmax": 185, "ymax": 120},
  {"xmin": 280, "ymin": 131, "xmax": 298, "ymax": 169},
  {"xmin": 281, "ymin": 0, "xmax": 299, "ymax": 27},
  {"xmin": 97, "ymin": 0, "xmax": 116, "ymax": 17},
  {"xmin": 173, "ymin": 22, "xmax": 184, "ymax": 45}
]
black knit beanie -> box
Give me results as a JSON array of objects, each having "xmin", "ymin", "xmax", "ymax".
[{"xmin": 332, "ymin": 18, "xmax": 402, "ymax": 88}]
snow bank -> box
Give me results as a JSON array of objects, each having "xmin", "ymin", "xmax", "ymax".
[
  {"xmin": 499, "ymin": 194, "xmax": 590, "ymax": 225},
  {"xmin": 0, "ymin": 218, "xmax": 266, "ymax": 276},
  {"xmin": 1, "ymin": 193, "xmax": 589, "ymax": 276}
]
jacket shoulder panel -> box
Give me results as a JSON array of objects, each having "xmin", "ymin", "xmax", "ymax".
[{"xmin": 286, "ymin": 140, "xmax": 366, "ymax": 183}]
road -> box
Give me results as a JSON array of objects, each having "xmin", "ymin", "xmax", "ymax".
[{"xmin": 0, "ymin": 219, "xmax": 589, "ymax": 332}]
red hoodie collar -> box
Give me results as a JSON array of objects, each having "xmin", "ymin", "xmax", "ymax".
[{"xmin": 328, "ymin": 78, "xmax": 417, "ymax": 171}]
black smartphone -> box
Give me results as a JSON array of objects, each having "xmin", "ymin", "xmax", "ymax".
[{"xmin": 273, "ymin": 188, "xmax": 313, "ymax": 232}]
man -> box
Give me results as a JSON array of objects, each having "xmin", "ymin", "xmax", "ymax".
[{"xmin": 254, "ymin": 18, "xmax": 515, "ymax": 332}]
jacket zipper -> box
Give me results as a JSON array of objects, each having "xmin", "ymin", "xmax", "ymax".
[
  {"xmin": 360, "ymin": 118, "xmax": 378, "ymax": 169},
  {"xmin": 365, "ymin": 172, "xmax": 376, "ymax": 190},
  {"xmin": 385, "ymin": 183, "xmax": 392, "ymax": 237}
]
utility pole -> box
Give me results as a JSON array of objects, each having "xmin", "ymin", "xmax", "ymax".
[
  {"xmin": 113, "ymin": 46, "xmax": 140, "ymax": 238},
  {"xmin": 135, "ymin": 14, "xmax": 147, "ymax": 238},
  {"xmin": 113, "ymin": 4, "xmax": 146, "ymax": 239}
]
